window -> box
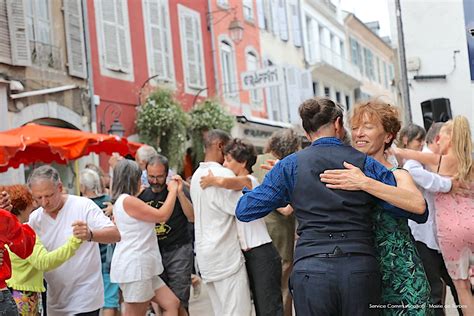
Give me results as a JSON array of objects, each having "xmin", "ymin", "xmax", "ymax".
[
  {"xmin": 364, "ymin": 48, "xmax": 375, "ymax": 80},
  {"xmin": 95, "ymin": 0, "xmax": 133, "ymax": 74},
  {"xmin": 243, "ymin": 0, "xmax": 254, "ymax": 21},
  {"xmin": 278, "ymin": 0, "xmax": 288, "ymax": 41},
  {"xmin": 246, "ymin": 51, "xmax": 263, "ymax": 108},
  {"xmin": 383, "ymin": 61, "xmax": 389, "ymax": 88},
  {"xmin": 217, "ymin": 0, "xmax": 229, "ymax": 8},
  {"xmin": 389, "ymin": 64, "xmax": 394, "ymax": 81},
  {"xmin": 376, "ymin": 56, "xmax": 381, "ymax": 83},
  {"xmin": 345, "ymin": 95, "xmax": 350, "ymax": 110},
  {"xmin": 179, "ymin": 5, "xmax": 206, "ymax": 91},
  {"xmin": 290, "ymin": 0, "xmax": 301, "ymax": 47},
  {"xmin": 313, "ymin": 82, "xmax": 318, "ymax": 96},
  {"xmin": 143, "ymin": 0, "xmax": 174, "ymax": 83},
  {"xmin": 25, "ymin": 0, "xmax": 55, "ymax": 67},
  {"xmin": 324, "ymin": 86, "xmax": 330, "ymax": 97},
  {"xmin": 335, "ymin": 91, "xmax": 341, "ymax": 103},
  {"xmin": 25, "ymin": 0, "xmax": 51, "ymax": 45},
  {"xmin": 350, "ymin": 38, "xmax": 364, "ymax": 74},
  {"xmin": 220, "ymin": 41, "xmax": 238, "ymax": 100},
  {"xmin": 265, "ymin": 59, "xmax": 284, "ymax": 121},
  {"xmin": 305, "ymin": 16, "xmax": 316, "ymax": 62}
]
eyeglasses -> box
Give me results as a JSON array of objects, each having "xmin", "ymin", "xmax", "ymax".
[{"xmin": 147, "ymin": 175, "xmax": 167, "ymax": 181}]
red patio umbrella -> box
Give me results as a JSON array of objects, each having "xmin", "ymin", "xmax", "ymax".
[{"xmin": 0, "ymin": 124, "xmax": 142, "ymax": 172}]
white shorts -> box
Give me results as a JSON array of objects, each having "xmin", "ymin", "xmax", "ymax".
[{"xmin": 120, "ymin": 275, "xmax": 166, "ymax": 303}]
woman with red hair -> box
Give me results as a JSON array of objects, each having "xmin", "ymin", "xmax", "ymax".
[{"xmin": 0, "ymin": 189, "xmax": 36, "ymax": 316}]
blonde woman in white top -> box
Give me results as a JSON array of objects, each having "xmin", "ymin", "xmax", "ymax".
[
  {"xmin": 200, "ymin": 139, "xmax": 283, "ymax": 316},
  {"xmin": 110, "ymin": 159, "xmax": 180, "ymax": 316}
]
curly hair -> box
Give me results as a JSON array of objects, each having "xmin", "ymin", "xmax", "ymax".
[
  {"xmin": 350, "ymin": 98, "xmax": 401, "ymax": 149},
  {"xmin": 224, "ymin": 139, "xmax": 257, "ymax": 174},
  {"xmin": 0, "ymin": 185, "xmax": 33, "ymax": 216},
  {"xmin": 265, "ymin": 129, "xmax": 301, "ymax": 159}
]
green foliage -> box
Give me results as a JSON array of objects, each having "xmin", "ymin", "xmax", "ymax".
[
  {"xmin": 136, "ymin": 89, "xmax": 188, "ymax": 171},
  {"xmin": 189, "ymin": 99, "xmax": 235, "ymax": 164}
]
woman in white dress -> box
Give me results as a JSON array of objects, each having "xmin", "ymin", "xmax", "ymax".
[{"xmin": 110, "ymin": 159, "xmax": 181, "ymax": 316}]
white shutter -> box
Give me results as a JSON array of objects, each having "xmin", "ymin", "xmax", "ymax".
[
  {"xmin": 116, "ymin": 1, "xmax": 130, "ymax": 72},
  {"xmin": 300, "ymin": 70, "xmax": 313, "ymax": 101},
  {"xmin": 7, "ymin": 0, "xmax": 30, "ymax": 66},
  {"xmin": 0, "ymin": 1, "xmax": 12, "ymax": 64},
  {"xmin": 256, "ymin": 0, "xmax": 265, "ymax": 29},
  {"xmin": 290, "ymin": 0, "xmax": 301, "ymax": 47},
  {"xmin": 64, "ymin": 0, "xmax": 87, "ymax": 78},
  {"xmin": 146, "ymin": 0, "xmax": 164, "ymax": 77},
  {"xmin": 180, "ymin": 6, "xmax": 205, "ymax": 89},
  {"xmin": 278, "ymin": 0, "xmax": 288, "ymax": 41},
  {"xmin": 101, "ymin": 0, "xmax": 120, "ymax": 70},
  {"xmin": 285, "ymin": 66, "xmax": 301, "ymax": 123},
  {"xmin": 270, "ymin": 0, "xmax": 279, "ymax": 35}
]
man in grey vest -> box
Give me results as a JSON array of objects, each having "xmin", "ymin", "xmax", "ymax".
[{"xmin": 236, "ymin": 98, "xmax": 427, "ymax": 315}]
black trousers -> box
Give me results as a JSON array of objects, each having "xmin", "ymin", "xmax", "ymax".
[
  {"xmin": 415, "ymin": 241, "xmax": 463, "ymax": 316},
  {"xmin": 243, "ymin": 242, "xmax": 284, "ymax": 316},
  {"xmin": 74, "ymin": 309, "xmax": 100, "ymax": 316},
  {"xmin": 0, "ymin": 290, "xmax": 18, "ymax": 316},
  {"xmin": 290, "ymin": 254, "xmax": 381, "ymax": 316}
]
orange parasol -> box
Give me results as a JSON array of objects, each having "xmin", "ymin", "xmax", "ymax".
[{"xmin": 0, "ymin": 124, "xmax": 142, "ymax": 172}]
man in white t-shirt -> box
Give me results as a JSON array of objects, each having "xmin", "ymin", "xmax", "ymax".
[
  {"xmin": 27, "ymin": 165, "xmax": 120, "ymax": 316},
  {"xmin": 190, "ymin": 130, "xmax": 252, "ymax": 316}
]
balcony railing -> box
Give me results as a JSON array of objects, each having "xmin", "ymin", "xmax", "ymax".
[
  {"xmin": 314, "ymin": 44, "xmax": 362, "ymax": 81},
  {"xmin": 30, "ymin": 41, "xmax": 62, "ymax": 70}
]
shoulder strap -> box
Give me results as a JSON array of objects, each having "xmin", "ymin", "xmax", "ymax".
[{"xmin": 436, "ymin": 155, "xmax": 443, "ymax": 173}]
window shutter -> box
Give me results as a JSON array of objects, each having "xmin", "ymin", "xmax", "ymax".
[
  {"xmin": 116, "ymin": 0, "xmax": 130, "ymax": 72},
  {"xmin": 278, "ymin": 0, "xmax": 288, "ymax": 41},
  {"xmin": 256, "ymin": 0, "xmax": 265, "ymax": 29},
  {"xmin": 270, "ymin": 0, "xmax": 279, "ymax": 35},
  {"xmin": 300, "ymin": 70, "xmax": 313, "ymax": 101},
  {"xmin": 285, "ymin": 66, "xmax": 301, "ymax": 123},
  {"xmin": 101, "ymin": 0, "xmax": 120, "ymax": 71},
  {"xmin": 184, "ymin": 14, "xmax": 199, "ymax": 86},
  {"xmin": 7, "ymin": 0, "xmax": 30, "ymax": 66},
  {"xmin": 160, "ymin": 1, "xmax": 172, "ymax": 80},
  {"xmin": 64, "ymin": 0, "xmax": 87, "ymax": 78},
  {"xmin": 146, "ymin": 0, "xmax": 165, "ymax": 77},
  {"xmin": 0, "ymin": 0, "xmax": 12, "ymax": 64},
  {"xmin": 290, "ymin": 0, "xmax": 301, "ymax": 47}
]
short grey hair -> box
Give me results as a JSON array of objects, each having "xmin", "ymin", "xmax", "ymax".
[
  {"xmin": 425, "ymin": 122, "xmax": 444, "ymax": 144},
  {"xmin": 80, "ymin": 169, "xmax": 102, "ymax": 196},
  {"xmin": 204, "ymin": 129, "xmax": 231, "ymax": 149},
  {"xmin": 27, "ymin": 165, "xmax": 61, "ymax": 188},
  {"xmin": 136, "ymin": 145, "xmax": 158, "ymax": 163},
  {"xmin": 147, "ymin": 154, "xmax": 169, "ymax": 175},
  {"xmin": 111, "ymin": 159, "xmax": 142, "ymax": 202}
]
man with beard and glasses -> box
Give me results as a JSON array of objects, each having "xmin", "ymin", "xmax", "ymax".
[{"xmin": 138, "ymin": 155, "xmax": 194, "ymax": 316}]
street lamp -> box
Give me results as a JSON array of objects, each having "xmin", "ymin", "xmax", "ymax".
[
  {"xmin": 228, "ymin": 17, "xmax": 244, "ymax": 43},
  {"xmin": 100, "ymin": 104, "xmax": 125, "ymax": 137},
  {"xmin": 207, "ymin": 6, "xmax": 244, "ymax": 44}
]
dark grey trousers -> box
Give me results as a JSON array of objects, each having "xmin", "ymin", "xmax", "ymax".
[
  {"xmin": 290, "ymin": 254, "xmax": 381, "ymax": 316},
  {"xmin": 244, "ymin": 242, "xmax": 283, "ymax": 316},
  {"xmin": 0, "ymin": 290, "xmax": 18, "ymax": 316}
]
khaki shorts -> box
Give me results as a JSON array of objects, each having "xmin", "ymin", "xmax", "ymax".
[{"xmin": 120, "ymin": 275, "xmax": 165, "ymax": 303}]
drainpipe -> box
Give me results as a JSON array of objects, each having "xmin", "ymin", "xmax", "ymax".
[
  {"xmin": 81, "ymin": 0, "xmax": 97, "ymax": 133},
  {"xmin": 395, "ymin": 0, "xmax": 412, "ymax": 123},
  {"xmin": 207, "ymin": 0, "xmax": 220, "ymax": 98}
]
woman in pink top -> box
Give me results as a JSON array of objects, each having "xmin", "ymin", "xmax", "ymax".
[{"xmin": 394, "ymin": 116, "xmax": 473, "ymax": 315}]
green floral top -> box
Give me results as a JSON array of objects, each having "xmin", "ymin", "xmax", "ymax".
[{"xmin": 373, "ymin": 208, "xmax": 432, "ymax": 316}]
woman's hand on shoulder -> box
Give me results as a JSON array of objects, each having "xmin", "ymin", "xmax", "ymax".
[
  {"xmin": 320, "ymin": 161, "xmax": 369, "ymax": 191},
  {"xmin": 200, "ymin": 170, "xmax": 216, "ymax": 189}
]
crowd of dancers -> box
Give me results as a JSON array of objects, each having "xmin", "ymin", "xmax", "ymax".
[{"xmin": 0, "ymin": 96, "xmax": 472, "ymax": 316}]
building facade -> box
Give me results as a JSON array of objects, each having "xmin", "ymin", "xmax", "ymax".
[
  {"xmin": 344, "ymin": 14, "xmax": 398, "ymax": 105},
  {"xmin": 301, "ymin": 0, "xmax": 360, "ymax": 111},
  {"xmin": 389, "ymin": 0, "xmax": 474, "ymax": 132},
  {"xmin": 0, "ymin": 0, "xmax": 90, "ymax": 186}
]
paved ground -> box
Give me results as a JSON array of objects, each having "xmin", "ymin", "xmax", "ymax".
[{"xmin": 188, "ymin": 281, "xmax": 462, "ymax": 316}]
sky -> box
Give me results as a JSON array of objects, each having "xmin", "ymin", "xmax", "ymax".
[{"xmin": 339, "ymin": 0, "xmax": 392, "ymax": 39}]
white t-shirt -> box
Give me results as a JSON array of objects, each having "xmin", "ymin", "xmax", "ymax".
[
  {"xmin": 236, "ymin": 175, "xmax": 272, "ymax": 250},
  {"xmin": 28, "ymin": 195, "xmax": 114, "ymax": 315},
  {"xmin": 110, "ymin": 194, "xmax": 163, "ymax": 283},
  {"xmin": 190, "ymin": 162, "xmax": 245, "ymax": 282}
]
